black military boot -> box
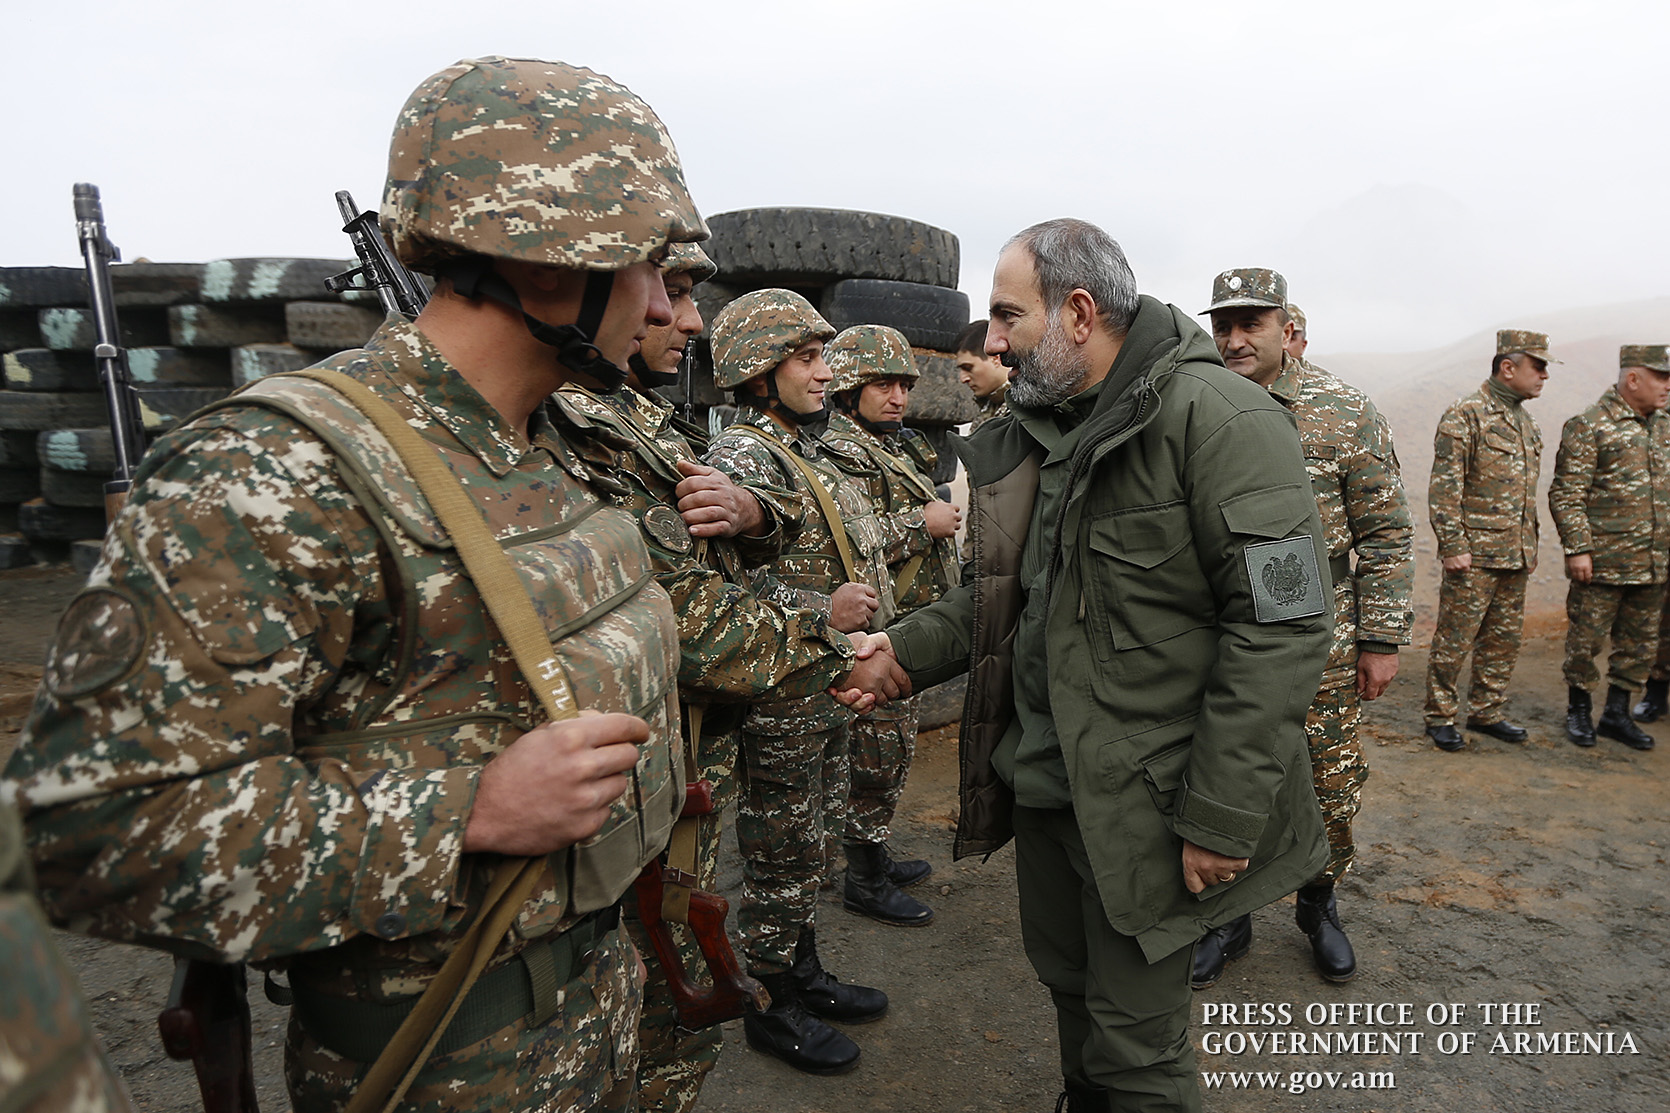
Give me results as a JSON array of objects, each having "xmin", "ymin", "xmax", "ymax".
[
  {"xmin": 791, "ymin": 925, "xmax": 888, "ymax": 1023},
  {"xmin": 843, "ymin": 841, "xmax": 935, "ymax": 926},
  {"xmin": 1566, "ymin": 687, "xmax": 1597, "ymax": 747},
  {"xmin": 1599, "ymin": 685, "xmax": 1656, "ymax": 750},
  {"xmin": 1632, "ymin": 677, "xmax": 1668, "ymax": 722},
  {"xmin": 743, "ymin": 970, "xmax": 861, "ymax": 1074},
  {"xmin": 1053, "ymin": 1077, "xmax": 1112, "ymax": 1112},
  {"xmin": 1190, "ymin": 914, "xmax": 1252, "ymax": 989},
  {"xmin": 882, "ymin": 842, "xmax": 932, "ymax": 887},
  {"xmin": 1294, "ymin": 881, "xmax": 1357, "ymax": 983}
]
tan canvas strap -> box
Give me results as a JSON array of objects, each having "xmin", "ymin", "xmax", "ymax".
[
  {"xmin": 864, "ymin": 439, "xmax": 939, "ymax": 503},
  {"xmin": 892, "ymin": 553, "xmax": 927, "ymax": 604},
  {"xmin": 661, "ymin": 702, "xmax": 705, "ymax": 924},
  {"xmin": 730, "ymin": 423, "xmax": 859, "ymax": 584},
  {"xmin": 284, "ymin": 371, "xmax": 581, "ymax": 1113}
]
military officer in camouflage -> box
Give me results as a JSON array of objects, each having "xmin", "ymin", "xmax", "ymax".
[
  {"xmin": 823, "ymin": 324, "xmax": 964, "ymax": 929},
  {"xmin": 3, "ymin": 57, "xmax": 709, "ymax": 1113},
  {"xmin": 1423, "ymin": 329, "xmax": 1554, "ymax": 751},
  {"xmin": 0, "ymin": 800, "xmax": 136, "ymax": 1113},
  {"xmin": 550, "ymin": 246, "xmax": 906, "ymax": 1110},
  {"xmin": 1549, "ymin": 345, "xmax": 1670, "ymax": 751},
  {"xmin": 705, "ymin": 290, "xmax": 899, "ymax": 1075},
  {"xmin": 954, "ymin": 318, "xmax": 1010, "ymax": 429},
  {"xmin": 1198, "ymin": 270, "xmax": 1414, "ymax": 987},
  {"xmin": 1284, "ymin": 303, "xmax": 1308, "ymax": 362}
]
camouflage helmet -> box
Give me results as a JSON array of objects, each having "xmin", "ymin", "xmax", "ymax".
[
  {"xmin": 826, "ymin": 324, "xmax": 919, "ymax": 395},
  {"xmin": 663, "ymin": 241, "xmax": 717, "ymax": 285},
  {"xmin": 711, "ymin": 289, "xmax": 835, "ymax": 389},
  {"xmin": 382, "ymin": 56, "xmax": 708, "ymax": 275}
]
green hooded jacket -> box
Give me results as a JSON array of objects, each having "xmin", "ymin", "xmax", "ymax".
[{"xmin": 888, "ymin": 296, "xmax": 1331, "ymax": 961}]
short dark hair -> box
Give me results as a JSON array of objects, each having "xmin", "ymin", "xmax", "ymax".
[
  {"xmin": 1003, "ymin": 218, "xmax": 1140, "ymax": 337},
  {"xmin": 954, "ymin": 319, "xmax": 988, "ymax": 356},
  {"xmin": 1491, "ymin": 353, "xmax": 1517, "ymax": 378}
]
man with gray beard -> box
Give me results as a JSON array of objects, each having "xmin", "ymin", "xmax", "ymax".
[{"xmin": 860, "ymin": 219, "xmax": 1331, "ymax": 1111}]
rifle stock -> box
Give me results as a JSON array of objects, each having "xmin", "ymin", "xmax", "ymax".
[
  {"xmin": 157, "ymin": 959, "xmax": 260, "ymax": 1113},
  {"xmin": 632, "ymin": 858, "xmax": 769, "ymax": 1030}
]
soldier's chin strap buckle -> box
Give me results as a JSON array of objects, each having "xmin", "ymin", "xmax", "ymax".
[
  {"xmin": 733, "ymin": 367, "xmax": 828, "ymax": 435},
  {"xmin": 437, "ymin": 257, "xmax": 628, "ymax": 391}
]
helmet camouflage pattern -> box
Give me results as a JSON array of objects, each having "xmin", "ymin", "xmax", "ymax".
[
  {"xmin": 710, "ymin": 289, "xmax": 834, "ymax": 389},
  {"xmin": 663, "ymin": 241, "xmax": 717, "ymax": 285},
  {"xmin": 826, "ymin": 324, "xmax": 919, "ymax": 395},
  {"xmin": 382, "ymin": 56, "xmax": 708, "ymax": 274}
]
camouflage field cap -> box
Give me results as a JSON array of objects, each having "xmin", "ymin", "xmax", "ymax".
[
  {"xmin": 1200, "ymin": 268, "xmax": 1288, "ymax": 315},
  {"xmin": 1620, "ymin": 344, "xmax": 1670, "ymax": 372},
  {"xmin": 826, "ymin": 324, "xmax": 919, "ymax": 394},
  {"xmin": 1286, "ymin": 303, "xmax": 1307, "ymax": 333},
  {"xmin": 710, "ymin": 289, "xmax": 835, "ymax": 389},
  {"xmin": 663, "ymin": 241, "xmax": 717, "ymax": 285},
  {"xmin": 1496, "ymin": 329, "xmax": 1561, "ymax": 364},
  {"xmin": 382, "ymin": 56, "xmax": 709, "ymax": 274}
]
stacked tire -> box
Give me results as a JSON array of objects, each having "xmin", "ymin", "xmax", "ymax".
[
  {"xmin": 0, "ymin": 258, "xmax": 388, "ymax": 570},
  {"xmin": 672, "ymin": 208, "xmax": 975, "ymax": 484}
]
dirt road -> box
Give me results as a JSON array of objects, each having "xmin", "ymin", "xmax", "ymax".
[{"xmin": 2, "ymin": 565, "xmax": 1663, "ymax": 1112}]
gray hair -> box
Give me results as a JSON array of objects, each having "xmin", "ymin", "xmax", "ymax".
[{"xmin": 1003, "ymin": 218, "xmax": 1139, "ymax": 337}]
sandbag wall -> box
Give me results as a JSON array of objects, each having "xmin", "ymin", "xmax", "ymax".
[
  {"xmin": 675, "ymin": 207, "xmax": 975, "ymax": 481},
  {"xmin": 0, "ymin": 260, "xmax": 384, "ymax": 569}
]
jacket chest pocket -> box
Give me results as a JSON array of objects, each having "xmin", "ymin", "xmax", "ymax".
[
  {"xmin": 1481, "ymin": 424, "xmax": 1520, "ymax": 456},
  {"xmin": 1086, "ymin": 501, "xmax": 1212, "ymax": 655}
]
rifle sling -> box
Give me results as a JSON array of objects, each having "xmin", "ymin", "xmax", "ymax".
[
  {"xmin": 893, "ymin": 553, "xmax": 927, "ymax": 605},
  {"xmin": 729, "ymin": 423, "xmax": 859, "ymax": 584},
  {"xmin": 661, "ymin": 704, "xmax": 704, "ymax": 925},
  {"xmin": 283, "ymin": 371, "xmax": 587, "ymax": 1113}
]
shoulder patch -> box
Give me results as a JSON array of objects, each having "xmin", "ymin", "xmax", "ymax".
[
  {"xmin": 1245, "ymin": 537, "xmax": 1327, "ymax": 623},
  {"xmin": 44, "ymin": 588, "xmax": 147, "ymax": 699},
  {"xmin": 642, "ymin": 504, "xmax": 693, "ymax": 554}
]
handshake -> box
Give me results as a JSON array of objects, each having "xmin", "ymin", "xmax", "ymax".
[{"xmin": 832, "ymin": 632, "xmax": 910, "ymax": 712}]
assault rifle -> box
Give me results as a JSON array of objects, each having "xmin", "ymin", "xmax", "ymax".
[
  {"xmin": 72, "ymin": 185, "xmax": 262, "ymax": 1113},
  {"xmin": 71, "ymin": 184, "xmax": 147, "ymax": 518},
  {"xmin": 324, "ymin": 190, "xmax": 428, "ymax": 318}
]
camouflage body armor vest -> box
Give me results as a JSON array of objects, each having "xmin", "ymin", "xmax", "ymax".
[{"xmin": 216, "ymin": 369, "xmax": 681, "ymax": 993}]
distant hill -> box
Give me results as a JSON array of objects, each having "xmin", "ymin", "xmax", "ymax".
[{"xmin": 1320, "ymin": 298, "xmax": 1670, "ymax": 634}]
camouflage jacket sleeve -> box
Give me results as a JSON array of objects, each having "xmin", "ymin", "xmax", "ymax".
[
  {"xmin": 731, "ymin": 479, "xmax": 804, "ymax": 568},
  {"xmin": 1549, "ymin": 412, "xmax": 1597, "ymax": 554},
  {"xmin": 1428, "ymin": 402, "xmax": 1476, "ymax": 559},
  {"xmin": 705, "ymin": 430, "xmax": 833, "ymax": 620},
  {"xmin": 1347, "ymin": 407, "xmax": 1416, "ymax": 646},
  {"xmin": 1, "ymin": 420, "xmax": 476, "ymax": 963}
]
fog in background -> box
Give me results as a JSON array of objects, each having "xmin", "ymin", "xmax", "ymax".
[{"xmin": 8, "ymin": 0, "xmax": 1666, "ymax": 354}]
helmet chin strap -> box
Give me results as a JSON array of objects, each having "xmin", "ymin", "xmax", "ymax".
[
  {"xmin": 833, "ymin": 391, "xmax": 901, "ymax": 436},
  {"xmin": 629, "ymin": 351, "xmax": 680, "ymax": 389},
  {"xmin": 437, "ymin": 257, "xmax": 628, "ymax": 390},
  {"xmin": 735, "ymin": 367, "xmax": 828, "ymax": 435}
]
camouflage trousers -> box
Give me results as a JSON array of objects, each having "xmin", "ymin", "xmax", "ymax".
[
  {"xmin": 735, "ymin": 723, "xmax": 850, "ymax": 974},
  {"xmin": 1648, "ymin": 589, "xmax": 1670, "ymax": 682},
  {"xmin": 844, "ymin": 694, "xmax": 920, "ymax": 847},
  {"xmin": 1, "ymin": 806, "xmax": 135, "ymax": 1113},
  {"xmin": 284, "ymin": 923, "xmax": 641, "ymax": 1113},
  {"xmin": 625, "ymin": 812, "xmax": 726, "ymax": 1113},
  {"xmin": 1561, "ymin": 579, "xmax": 1669, "ymax": 692},
  {"xmin": 1424, "ymin": 566, "xmax": 1529, "ymax": 725},
  {"xmin": 1304, "ymin": 682, "xmax": 1367, "ymax": 884}
]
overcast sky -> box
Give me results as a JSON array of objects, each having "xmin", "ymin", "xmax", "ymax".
[{"xmin": 9, "ymin": 0, "xmax": 1666, "ymax": 353}]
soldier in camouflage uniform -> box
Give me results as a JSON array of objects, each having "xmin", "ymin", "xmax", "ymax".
[
  {"xmin": 954, "ymin": 318, "xmax": 1010, "ymax": 429},
  {"xmin": 1423, "ymin": 329, "xmax": 1554, "ymax": 752},
  {"xmin": 1198, "ymin": 270, "xmax": 1414, "ymax": 986},
  {"xmin": 705, "ymin": 290, "xmax": 898, "ymax": 1075},
  {"xmin": 1549, "ymin": 345, "xmax": 1670, "ymax": 751},
  {"xmin": 1284, "ymin": 302, "xmax": 1308, "ymax": 362},
  {"xmin": 1634, "ymin": 592, "xmax": 1670, "ymax": 722},
  {"xmin": 550, "ymin": 245, "xmax": 906, "ymax": 1110},
  {"xmin": 823, "ymin": 324, "xmax": 964, "ymax": 929},
  {"xmin": 0, "ymin": 800, "xmax": 136, "ymax": 1113},
  {"xmin": 2, "ymin": 57, "xmax": 710, "ymax": 1113}
]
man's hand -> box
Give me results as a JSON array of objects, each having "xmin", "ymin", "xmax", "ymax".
[
  {"xmin": 831, "ymin": 631, "xmax": 912, "ymax": 708},
  {"xmin": 463, "ymin": 711, "xmax": 647, "ymax": 856},
  {"xmin": 829, "ymin": 582, "xmax": 880, "ymax": 632},
  {"xmin": 1357, "ymin": 651, "xmax": 1400, "ymax": 701},
  {"xmin": 675, "ymin": 460, "xmax": 766, "ymax": 538},
  {"xmin": 1565, "ymin": 553, "xmax": 1594, "ymax": 583},
  {"xmin": 1441, "ymin": 553, "xmax": 1472, "ymax": 573},
  {"xmin": 1181, "ymin": 839, "xmax": 1250, "ymax": 895},
  {"xmin": 923, "ymin": 500, "xmax": 963, "ymax": 540}
]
